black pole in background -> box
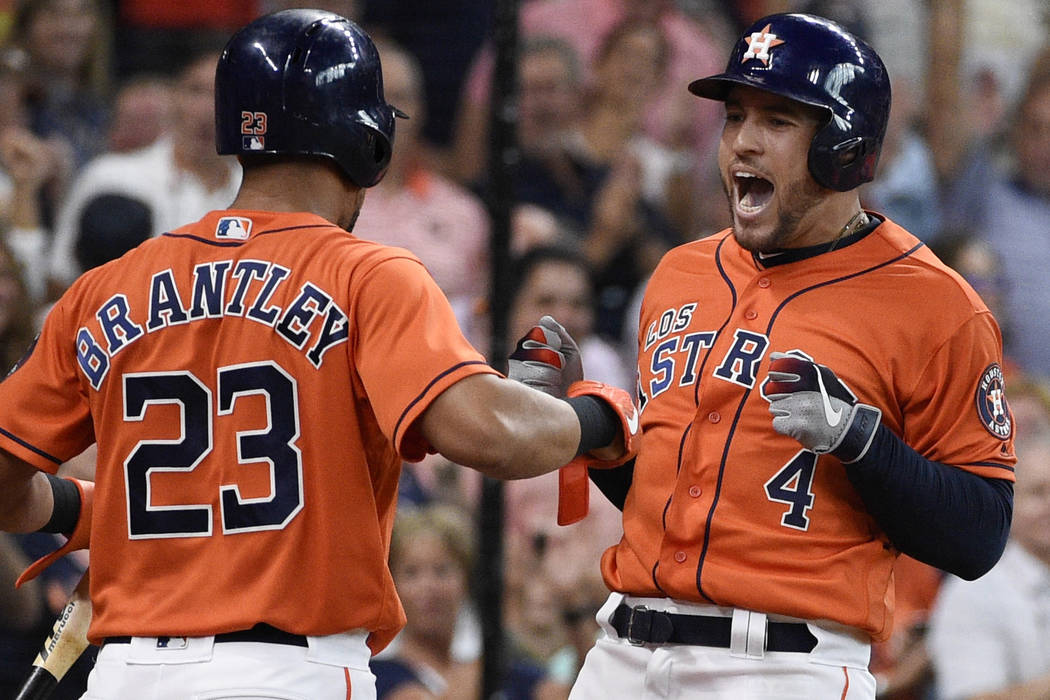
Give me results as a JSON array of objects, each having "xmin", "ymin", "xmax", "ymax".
[{"xmin": 479, "ymin": 0, "xmax": 520, "ymax": 698}]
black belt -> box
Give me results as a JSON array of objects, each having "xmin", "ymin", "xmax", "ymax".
[
  {"xmin": 103, "ymin": 623, "xmax": 308, "ymax": 648},
  {"xmin": 610, "ymin": 603, "xmax": 817, "ymax": 652}
]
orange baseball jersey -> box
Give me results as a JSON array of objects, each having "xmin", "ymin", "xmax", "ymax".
[
  {"xmin": 604, "ymin": 215, "xmax": 1016, "ymax": 641},
  {"xmin": 0, "ymin": 210, "xmax": 499, "ymax": 653}
]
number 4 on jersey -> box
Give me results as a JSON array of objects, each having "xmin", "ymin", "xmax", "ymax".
[{"xmin": 764, "ymin": 450, "xmax": 817, "ymax": 530}]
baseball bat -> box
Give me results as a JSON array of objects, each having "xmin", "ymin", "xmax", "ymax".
[{"xmin": 14, "ymin": 569, "xmax": 92, "ymax": 700}]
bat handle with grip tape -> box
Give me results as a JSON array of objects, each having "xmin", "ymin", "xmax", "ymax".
[{"xmin": 15, "ymin": 570, "xmax": 92, "ymax": 700}]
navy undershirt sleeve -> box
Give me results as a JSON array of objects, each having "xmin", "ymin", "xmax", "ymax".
[
  {"xmin": 589, "ymin": 459, "xmax": 634, "ymax": 510},
  {"xmin": 844, "ymin": 425, "xmax": 1013, "ymax": 580}
]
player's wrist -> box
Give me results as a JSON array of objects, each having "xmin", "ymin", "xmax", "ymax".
[
  {"xmin": 830, "ymin": 404, "xmax": 882, "ymax": 463},
  {"xmin": 40, "ymin": 475, "xmax": 81, "ymax": 535},
  {"xmin": 566, "ymin": 395, "xmax": 619, "ymax": 456},
  {"xmin": 566, "ymin": 380, "xmax": 639, "ymax": 465}
]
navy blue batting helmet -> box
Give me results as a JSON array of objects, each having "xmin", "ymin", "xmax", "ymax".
[
  {"xmin": 215, "ymin": 9, "xmax": 406, "ymax": 188},
  {"xmin": 689, "ymin": 13, "xmax": 890, "ymax": 192}
]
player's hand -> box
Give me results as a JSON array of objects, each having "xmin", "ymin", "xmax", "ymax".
[
  {"xmin": 765, "ymin": 352, "xmax": 882, "ymax": 463},
  {"xmin": 507, "ymin": 315, "xmax": 582, "ymax": 397}
]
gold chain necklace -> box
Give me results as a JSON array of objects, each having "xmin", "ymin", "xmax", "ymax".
[{"xmin": 826, "ymin": 211, "xmax": 869, "ymax": 252}]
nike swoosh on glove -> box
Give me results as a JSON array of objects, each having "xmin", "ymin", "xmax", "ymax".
[
  {"xmin": 507, "ymin": 315, "xmax": 583, "ymax": 397},
  {"xmin": 765, "ymin": 352, "xmax": 882, "ymax": 463}
]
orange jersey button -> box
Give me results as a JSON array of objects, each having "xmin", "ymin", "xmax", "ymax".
[
  {"xmin": 708, "ymin": 411, "xmax": 721, "ymax": 423},
  {"xmin": 745, "ymin": 310, "xmax": 758, "ymax": 320},
  {"xmin": 674, "ymin": 551, "xmax": 687, "ymax": 563},
  {"xmin": 758, "ymin": 277, "xmax": 771, "ymax": 288},
  {"xmin": 688, "ymin": 485, "xmax": 702, "ymax": 498}
]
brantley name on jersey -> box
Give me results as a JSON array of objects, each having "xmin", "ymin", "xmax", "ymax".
[{"xmin": 74, "ymin": 259, "xmax": 349, "ymax": 389}]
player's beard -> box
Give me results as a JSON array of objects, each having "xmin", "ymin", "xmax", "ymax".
[{"xmin": 723, "ymin": 174, "xmax": 825, "ymax": 254}]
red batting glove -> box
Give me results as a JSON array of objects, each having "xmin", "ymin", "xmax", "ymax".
[
  {"xmin": 17, "ymin": 478, "xmax": 94, "ymax": 587},
  {"xmin": 558, "ymin": 380, "xmax": 639, "ymax": 525}
]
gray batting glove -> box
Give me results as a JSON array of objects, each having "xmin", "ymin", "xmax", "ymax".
[
  {"xmin": 507, "ymin": 315, "xmax": 583, "ymax": 397},
  {"xmin": 765, "ymin": 352, "xmax": 882, "ymax": 463}
]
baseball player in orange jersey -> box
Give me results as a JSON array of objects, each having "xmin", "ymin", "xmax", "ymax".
[
  {"xmin": 511, "ymin": 13, "xmax": 1015, "ymax": 700},
  {"xmin": 0, "ymin": 10, "xmax": 638, "ymax": 700}
]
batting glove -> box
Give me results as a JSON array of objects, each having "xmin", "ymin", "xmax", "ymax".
[
  {"xmin": 556, "ymin": 380, "xmax": 639, "ymax": 525},
  {"xmin": 765, "ymin": 352, "xmax": 881, "ymax": 463},
  {"xmin": 507, "ymin": 315, "xmax": 583, "ymax": 397}
]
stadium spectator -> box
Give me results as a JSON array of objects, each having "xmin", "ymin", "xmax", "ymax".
[
  {"xmin": 45, "ymin": 47, "xmax": 241, "ymax": 296},
  {"xmin": 0, "ymin": 239, "xmax": 37, "ymax": 368},
  {"xmin": 470, "ymin": 35, "xmax": 679, "ymax": 341},
  {"xmin": 566, "ymin": 18, "xmax": 697, "ymax": 240},
  {"xmin": 361, "ymin": 0, "xmax": 491, "ymax": 152},
  {"xmin": 374, "ymin": 503, "xmax": 569, "ymax": 700},
  {"xmin": 957, "ymin": 61, "xmax": 1050, "ymax": 382},
  {"xmin": 927, "ymin": 377, "xmax": 1050, "ymax": 699},
  {"xmin": 9, "ymin": 0, "xmax": 111, "ymax": 179},
  {"xmin": 498, "ymin": 245, "xmax": 628, "ymax": 589},
  {"xmin": 450, "ymin": 0, "xmax": 725, "ymax": 186},
  {"xmin": 354, "ymin": 40, "xmax": 490, "ymax": 332},
  {"xmin": 106, "ymin": 75, "xmax": 173, "ymax": 153},
  {"xmin": 0, "ymin": 118, "xmax": 55, "ymax": 300},
  {"xmin": 862, "ymin": 75, "xmax": 941, "ymax": 243}
]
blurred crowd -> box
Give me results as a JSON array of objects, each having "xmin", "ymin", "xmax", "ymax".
[{"xmin": 0, "ymin": 0, "xmax": 1049, "ymax": 698}]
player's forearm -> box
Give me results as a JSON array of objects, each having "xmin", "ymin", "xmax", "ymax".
[
  {"xmin": 421, "ymin": 374, "xmax": 582, "ymax": 480},
  {"xmin": 473, "ymin": 385, "xmax": 585, "ymax": 479},
  {"xmin": 844, "ymin": 425, "xmax": 1012, "ymax": 580},
  {"xmin": 0, "ymin": 452, "xmax": 54, "ymax": 533}
]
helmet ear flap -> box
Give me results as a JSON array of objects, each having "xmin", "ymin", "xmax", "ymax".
[
  {"xmin": 332, "ymin": 121, "xmax": 394, "ymax": 188},
  {"xmin": 832, "ymin": 137, "xmax": 866, "ymax": 167},
  {"xmin": 809, "ymin": 127, "xmax": 881, "ymax": 191}
]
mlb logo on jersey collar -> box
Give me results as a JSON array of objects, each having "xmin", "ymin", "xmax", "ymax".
[{"xmin": 216, "ymin": 216, "xmax": 252, "ymax": 240}]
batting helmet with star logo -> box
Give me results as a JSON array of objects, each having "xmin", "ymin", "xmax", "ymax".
[{"xmin": 688, "ymin": 13, "xmax": 890, "ymax": 192}]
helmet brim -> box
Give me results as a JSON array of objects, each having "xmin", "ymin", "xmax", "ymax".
[
  {"xmin": 687, "ymin": 75, "xmax": 734, "ymax": 100},
  {"xmin": 688, "ymin": 74, "xmax": 830, "ymax": 115}
]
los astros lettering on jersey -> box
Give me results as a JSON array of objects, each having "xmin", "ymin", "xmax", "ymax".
[
  {"xmin": 606, "ymin": 215, "xmax": 1016, "ymax": 641},
  {"xmin": 0, "ymin": 210, "xmax": 499, "ymax": 653}
]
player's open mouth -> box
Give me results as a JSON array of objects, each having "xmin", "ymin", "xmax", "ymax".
[{"xmin": 734, "ymin": 171, "xmax": 774, "ymax": 215}]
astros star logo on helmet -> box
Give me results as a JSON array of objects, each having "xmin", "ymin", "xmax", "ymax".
[{"xmin": 742, "ymin": 24, "xmax": 785, "ymax": 65}]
